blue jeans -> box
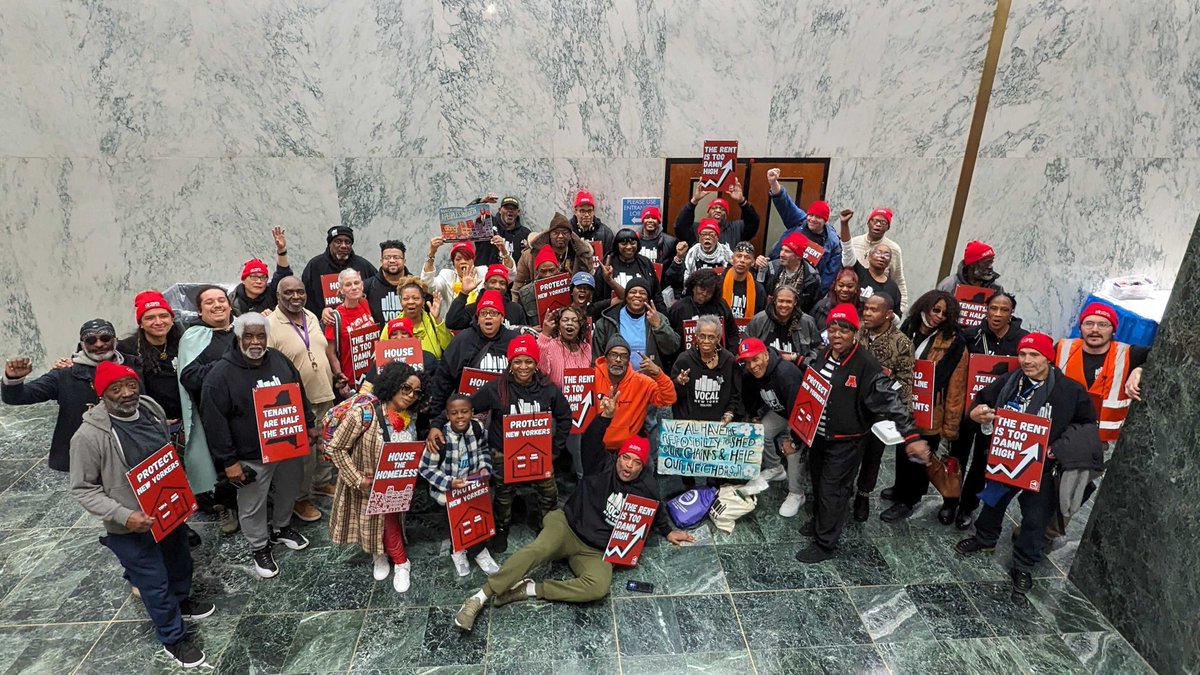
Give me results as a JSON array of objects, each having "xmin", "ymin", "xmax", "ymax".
[{"xmin": 101, "ymin": 526, "xmax": 193, "ymax": 645}]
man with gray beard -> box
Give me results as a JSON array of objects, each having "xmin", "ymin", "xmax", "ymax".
[{"xmin": 200, "ymin": 313, "xmax": 317, "ymax": 579}]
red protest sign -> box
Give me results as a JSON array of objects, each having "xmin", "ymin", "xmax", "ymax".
[
  {"xmin": 911, "ymin": 360, "xmax": 936, "ymax": 429},
  {"xmin": 699, "ymin": 140, "xmax": 739, "ymax": 192},
  {"xmin": 439, "ymin": 204, "xmax": 494, "ymax": 242},
  {"xmin": 986, "ymin": 409, "xmax": 1050, "ymax": 492},
  {"xmin": 561, "ymin": 368, "xmax": 596, "ymax": 435},
  {"xmin": 447, "ymin": 480, "xmax": 495, "ymax": 552},
  {"xmin": 502, "ymin": 412, "xmax": 554, "ymax": 483},
  {"xmin": 955, "ymin": 284, "xmax": 995, "ymax": 329},
  {"xmin": 320, "ymin": 273, "xmax": 342, "ymax": 308},
  {"xmin": 967, "ymin": 354, "xmax": 1018, "ymax": 405},
  {"xmin": 789, "ymin": 367, "xmax": 831, "ymax": 447},
  {"xmin": 653, "ymin": 262, "xmax": 663, "ymax": 281},
  {"xmin": 458, "ymin": 367, "xmax": 500, "ymax": 396},
  {"xmin": 799, "ymin": 239, "xmax": 824, "ymax": 267},
  {"xmin": 348, "ymin": 322, "xmax": 380, "ymax": 386},
  {"xmin": 126, "ymin": 444, "xmax": 198, "ymax": 542},
  {"xmin": 603, "ymin": 494, "xmax": 658, "ymax": 566},
  {"xmin": 375, "ymin": 338, "xmax": 424, "ymax": 372},
  {"xmin": 735, "ymin": 318, "xmax": 751, "ymax": 340},
  {"xmin": 366, "ymin": 442, "xmax": 423, "ymax": 516},
  {"xmin": 253, "ymin": 383, "xmax": 310, "ymax": 463},
  {"xmin": 534, "ymin": 272, "xmax": 572, "ymax": 323},
  {"xmin": 680, "ymin": 317, "xmax": 725, "ymax": 350}
]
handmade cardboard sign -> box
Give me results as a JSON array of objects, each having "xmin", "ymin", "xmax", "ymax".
[
  {"xmin": 447, "ymin": 480, "xmax": 495, "ymax": 552},
  {"xmin": 985, "ymin": 409, "xmax": 1050, "ymax": 492},
  {"xmin": 320, "ymin": 273, "xmax": 342, "ymax": 308},
  {"xmin": 967, "ymin": 354, "xmax": 1019, "ymax": 404},
  {"xmin": 502, "ymin": 412, "xmax": 554, "ymax": 483},
  {"xmin": 656, "ymin": 420, "xmax": 764, "ymax": 480},
  {"xmin": 561, "ymin": 367, "xmax": 596, "ymax": 435},
  {"xmin": 439, "ymin": 204, "xmax": 494, "ymax": 242},
  {"xmin": 534, "ymin": 272, "xmax": 572, "ymax": 323},
  {"xmin": 603, "ymin": 494, "xmax": 658, "ymax": 566},
  {"xmin": 348, "ymin": 323, "xmax": 380, "ymax": 386},
  {"xmin": 458, "ymin": 367, "xmax": 500, "ymax": 396},
  {"xmin": 789, "ymin": 367, "xmax": 831, "ymax": 447},
  {"xmin": 912, "ymin": 360, "xmax": 936, "ymax": 429},
  {"xmin": 253, "ymin": 382, "xmax": 309, "ymax": 463},
  {"xmin": 126, "ymin": 444, "xmax": 198, "ymax": 542},
  {"xmin": 365, "ymin": 442, "xmax": 423, "ymax": 515},
  {"xmin": 699, "ymin": 140, "xmax": 739, "ymax": 191},
  {"xmin": 375, "ymin": 338, "xmax": 424, "ymax": 371},
  {"xmin": 955, "ymin": 284, "xmax": 995, "ymax": 329}
]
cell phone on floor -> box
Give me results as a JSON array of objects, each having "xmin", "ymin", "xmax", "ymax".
[{"xmin": 626, "ymin": 580, "xmax": 654, "ymax": 593}]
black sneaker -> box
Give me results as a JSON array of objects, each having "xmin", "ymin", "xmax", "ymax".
[
  {"xmin": 880, "ymin": 487, "xmax": 896, "ymax": 501},
  {"xmin": 491, "ymin": 528, "xmax": 509, "ymax": 554},
  {"xmin": 179, "ymin": 598, "xmax": 215, "ymax": 620},
  {"xmin": 253, "ymin": 546, "xmax": 279, "ymax": 578},
  {"xmin": 880, "ymin": 503, "xmax": 913, "ymax": 523},
  {"xmin": 1010, "ymin": 568, "xmax": 1033, "ymax": 594},
  {"xmin": 270, "ymin": 526, "xmax": 310, "ymax": 550},
  {"xmin": 163, "ymin": 638, "xmax": 205, "ymax": 668},
  {"xmin": 937, "ymin": 504, "xmax": 956, "ymax": 525},
  {"xmin": 794, "ymin": 544, "xmax": 835, "ymax": 564},
  {"xmin": 186, "ymin": 526, "xmax": 202, "ymax": 549},
  {"xmin": 853, "ymin": 495, "xmax": 870, "ymax": 523},
  {"xmin": 954, "ymin": 537, "xmax": 995, "ymax": 556},
  {"xmin": 800, "ymin": 519, "xmax": 816, "ymax": 537}
]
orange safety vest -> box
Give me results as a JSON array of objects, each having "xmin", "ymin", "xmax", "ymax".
[{"xmin": 1055, "ymin": 338, "xmax": 1131, "ymax": 442}]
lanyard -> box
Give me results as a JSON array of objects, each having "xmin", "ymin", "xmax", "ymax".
[{"xmin": 285, "ymin": 314, "xmax": 319, "ymax": 371}]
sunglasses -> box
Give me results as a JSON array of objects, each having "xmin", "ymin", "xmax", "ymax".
[
  {"xmin": 399, "ymin": 383, "xmax": 424, "ymax": 399},
  {"xmin": 83, "ymin": 334, "xmax": 116, "ymax": 346}
]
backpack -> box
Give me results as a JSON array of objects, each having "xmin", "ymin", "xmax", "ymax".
[{"xmin": 321, "ymin": 392, "xmax": 381, "ymax": 453}]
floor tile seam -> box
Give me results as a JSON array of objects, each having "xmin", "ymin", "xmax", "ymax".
[
  {"xmin": 0, "ymin": 459, "xmax": 44, "ymax": 500},
  {"xmin": 723, "ymin": 589, "xmax": 760, "ymax": 675},
  {"xmin": 1056, "ymin": 629, "xmax": 1157, "ymax": 673},
  {"xmin": 69, "ymin": 587, "xmax": 132, "ymax": 675},
  {"xmin": 957, "ymin": 582, "xmax": 1004, "ymax": 640},
  {"xmin": 610, "ymin": 595, "xmax": 624, "ymax": 675},
  {"xmin": 341, "ymin": 582, "xmax": 375, "ymax": 674}
]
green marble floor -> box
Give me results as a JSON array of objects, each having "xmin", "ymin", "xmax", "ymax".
[{"xmin": 0, "ymin": 403, "xmax": 1156, "ymax": 674}]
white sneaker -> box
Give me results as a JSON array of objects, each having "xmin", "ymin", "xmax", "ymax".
[
  {"xmin": 779, "ymin": 493, "xmax": 805, "ymax": 518},
  {"xmin": 393, "ymin": 561, "xmax": 411, "ymax": 593},
  {"xmin": 474, "ymin": 549, "xmax": 500, "ymax": 575},
  {"xmin": 372, "ymin": 554, "xmax": 390, "ymax": 581},
  {"xmin": 742, "ymin": 475, "xmax": 770, "ymax": 496},
  {"xmin": 761, "ymin": 466, "xmax": 787, "ymax": 482},
  {"xmin": 451, "ymin": 551, "xmax": 470, "ymax": 577}
]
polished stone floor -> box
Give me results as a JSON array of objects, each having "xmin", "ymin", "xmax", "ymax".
[{"xmin": 0, "ymin": 403, "xmax": 1155, "ymax": 674}]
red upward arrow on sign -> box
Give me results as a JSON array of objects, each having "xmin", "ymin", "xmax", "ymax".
[{"xmin": 987, "ymin": 443, "xmax": 1040, "ymax": 479}]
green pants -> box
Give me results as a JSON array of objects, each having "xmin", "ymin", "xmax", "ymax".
[{"xmin": 484, "ymin": 510, "xmax": 613, "ymax": 603}]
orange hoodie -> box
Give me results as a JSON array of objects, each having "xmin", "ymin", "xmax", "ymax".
[{"xmin": 593, "ymin": 356, "xmax": 677, "ymax": 450}]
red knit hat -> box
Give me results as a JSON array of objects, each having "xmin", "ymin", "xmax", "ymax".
[
  {"xmin": 1079, "ymin": 302, "xmax": 1119, "ymax": 330},
  {"xmin": 241, "ymin": 258, "xmax": 269, "ymax": 280},
  {"xmin": 534, "ymin": 245, "xmax": 559, "ymax": 271},
  {"xmin": 708, "ymin": 198, "xmax": 729, "ymax": 214},
  {"xmin": 782, "ymin": 233, "xmax": 807, "ymax": 257},
  {"xmin": 386, "ymin": 317, "xmax": 414, "ymax": 337},
  {"xmin": 736, "ymin": 338, "xmax": 767, "ymax": 361},
  {"xmin": 134, "ymin": 290, "xmax": 172, "ymax": 324},
  {"xmin": 94, "ymin": 361, "xmax": 139, "ymax": 395},
  {"xmin": 826, "ymin": 302, "xmax": 861, "ymax": 330},
  {"xmin": 450, "ymin": 241, "xmax": 476, "ymax": 262},
  {"xmin": 485, "ymin": 264, "xmax": 510, "ymax": 283},
  {"xmin": 868, "ymin": 207, "xmax": 893, "ymax": 225},
  {"xmin": 808, "ymin": 201, "xmax": 831, "ymax": 221},
  {"xmin": 640, "ymin": 206, "xmax": 662, "ymax": 222},
  {"xmin": 476, "ymin": 289, "xmax": 506, "ymax": 316},
  {"xmin": 697, "ymin": 218, "xmax": 721, "ymax": 236},
  {"xmin": 963, "ymin": 240, "xmax": 995, "ymax": 266},
  {"xmin": 1018, "ymin": 332, "xmax": 1055, "ymax": 361},
  {"xmin": 506, "ymin": 333, "xmax": 540, "ymax": 363},
  {"xmin": 574, "ymin": 191, "xmax": 595, "ymax": 207},
  {"xmin": 618, "ymin": 436, "xmax": 650, "ymax": 466}
]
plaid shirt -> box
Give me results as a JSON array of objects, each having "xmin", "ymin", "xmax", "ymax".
[{"xmin": 419, "ymin": 421, "xmax": 491, "ymax": 495}]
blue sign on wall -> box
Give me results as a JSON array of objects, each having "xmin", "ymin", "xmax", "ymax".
[{"xmin": 621, "ymin": 198, "xmax": 662, "ymax": 227}]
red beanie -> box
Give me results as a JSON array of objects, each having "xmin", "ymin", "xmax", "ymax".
[
  {"xmin": 782, "ymin": 233, "xmax": 807, "ymax": 257},
  {"xmin": 868, "ymin": 207, "xmax": 893, "ymax": 225},
  {"xmin": 386, "ymin": 317, "xmax": 414, "ymax": 337},
  {"xmin": 963, "ymin": 240, "xmax": 995, "ymax": 266},
  {"xmin": 476, "ymin": 289, "xmax": 506, "ymax": 316},
  {"xmin": 640, "ymin": 206, "xmax": 662, "ymax": 222},
  {"xmin": 94, "ymin": 361, "xmax": 139, "ymax": 395},
  {"xmin": 697, "ymin": 218, "xmax": 721, "ymax": 237},
  {"xmin": 1079, "ymin": 302, "xmax": 1119, "ymax": 330},
  {"xmin": 450, "ymin": 241, "xmax": 476, "ymax": 262},
  {"xmin": 736, "ymin": 337, "xmax": 767, "ymax": 361},
  {"xmin": 1018, "ymin": 333, "xmax": 1055, "ymax": 361},
  {"xmin": 708, "ymin": 198, "xmax": 730, "ymax": 214},
  {"xmin": 241, "ymin": 258, "xmax": 269, "ymax": 280},
  {"xmin": 506, "ymin": 334, "xmax": 540, "ymax": 363},
  {"xmin": 827, "ymin": 302, "xmax": 861, "ymax": 330},
  {"xmin": 534, "ymin": 245, "xmax": 559, "ymax": 271},
  {"xmin": 618, "ymin": 436, "xmax": 650, "ymax": 466},
  {"xmin": 486, "ymin": 264, "xmax": 510, "ymax": 284},
  {"xmin": 574, "ymin": 191, "xmax": 595, "ymax": 207},
  {"xmin": 808, "ymin": 201, "xmax": 831, "ymax": 221},
  {"xmin": 134, "ymin": 290, "xmax": 172, "ymax": 324}
]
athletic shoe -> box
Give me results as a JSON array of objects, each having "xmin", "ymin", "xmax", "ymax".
[
  {"xmin": 880, "ymin": 503, "xmax": 913, "ymax": 523},
  {"xmin": 216, "ymin": 505, "xmax": 240, "ymax": 534},
  {"xmin": 794, "ymin": 544, "xmax": 835, "ymax": 564},
  {"xmin": 778, "ymin": 493, "xmax": 804, "ymax": 518},
  {"xmin": 954, "ymin": 537, "xmax": 995, "ymax": 556},
  {"xmin": 474, "ymin": 549, "xmax": 501, "ymax": 575},
  {"xmin": 454, "ymin": 596, "xmax": 484, "ymax": 631},
  {"xmin": 1011, "ymin": 568, "xmax": 1033, "ymax": 594},
  {"xmin": 253, "ymin": 547, "xmax": 278, "ymax": 578},
  {"xmin": 270, "ymin": 526, "xmax": 310, "ymax": 550},
  {"xmin": 760, "ymin": 466, "xmax": 787, "ymax": 482},
  {"xmin": 393, "ymin": 561, "xmax": 411, "ymax": 593},
  {"xmin": 451, "ymin": 551, "xmax": 471, "ymax": 577},
  {"xmin": 292, "ymin": 500, "xmax": 321, "ymax": 522},
  {"xmin": 372, "ymin": 554, "xmax": 390, "ymax": 581},
  {"xmin": 163, "ymin": 638, "xmax": 205, "ymax": 668},
  {"xmin": 178, "ymin": 598, "xmax": 215, "ymax": 620},
  {"xmin": 492, "ymin": 577, "xmax": 534, "ymax": 607}
]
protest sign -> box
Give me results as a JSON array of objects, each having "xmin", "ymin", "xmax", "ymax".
[
  {"xmin": 502, "ymin": 412, "xmax": 554, "ymax": 483},
  {"xmin": 320, "ymin": 274, "xmax": 342, "ymax": 308},
  {"xmin": 561, "ymin": 367, "xmax": 596, "ymax": 435},
  {"xmin": 253, "ymin": 382, "xmax": 309, "ymax": 463},
  {"xmin": 439, "ymin": 204, "xmax": 494, "ymax": 242},
  {"xmin": 955, "ymin": 284, "xmax": 995, "ymax": 329},
  {"xmin": 348, "ymin": 323, "xmax": 380, "ymax": 386},
  {"xmin": 590, "ymin": 241, "xmax": 604, "ymax": 270},
  {"xmin": 365, "ymin": 442, "xmax": 423, "ymax": 515},
  {"xmin": 621, "ymin": 198, "xmax": 662, "ymax": 227},
  {"xmin": 699, "ymin": 140, "xmax": 739, "ymax": 191},
  {"xmin": 802, "ymin": 240, "xmax": 825, "ymax": 268},
  {"xmin": 126, "ymin": 444, "xmax": 198, "ymax": 542},
  {"xmin": 534, "ymin": 272, "xmax": 572, "ymax": 323},
  {"xmin": 789, "ymin": 367, "xmax": 831, "ymax": 446},
  {"xmin": 656, "ymin": 420, "xmax": 764, "ymax": 480},
  {"xmin": 375, "ymin": 338, "xmax": 424, "ymax": 371},
  {"xmin": 447, "ymin": 480, "xmax": 495, "ymax": 552},
  {"xmin": 911, "ymin": 360, "xmax": 936, "ymax": 429},
  {"xmin": 603, "ymin": 494, "xmax": 658, "ymax": 566},
  {"xmin": 734, "ymin": 318, "xmax": 751, "ymax": 340},
  {"xmin": 458, "ymin": 367, "xmax": 500, "ymax": 396},
  {"xmin": 986, "ymin": 409, "xmax": 1050, "ymax": 492},
  {"xmin": 967, "ymin": 354, "xmax": 1019, "ymax": 404}
]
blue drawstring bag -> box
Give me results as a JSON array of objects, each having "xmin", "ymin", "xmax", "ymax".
[{"xmin": 666, "ymin": 487, "xmax": 719, "ymax": 528}]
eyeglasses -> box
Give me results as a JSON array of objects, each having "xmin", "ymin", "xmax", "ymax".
[
  {"xmin": 399, "ymin": 383, "xmax": 424, "ymax": 398},
  {"xmin": 83, "ymin": 334, "xmax": 115, "ymax": 346},
  {"xmin": 245, "ymin": 274, "xmax": 268, "ymax": 282},
  {"xmin": 695, "ymin": 334, "xmax": 720, "ymax": 342},
  {"xmin": 1081, "ymin": 320, "xmax": 1112, "ymax": 330},
  {"xmin": 607, "ymin": 352, "xmax": 631, "ymax": 362},
  {"xmin": 382, "ymin": 254, "xmax": 405, "ymax": 262}
]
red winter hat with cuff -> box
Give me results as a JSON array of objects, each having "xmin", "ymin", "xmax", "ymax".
[
  {"xmin": 963, "ymin": 240, "xmax": 996, "ymax": 266},
  {"xmin": 619, "ymin": 436, "xmax": 650, "ymax": 466},
  {"xmin": 94, "ymin": 361, "xmax": 139, "ymax": 395},
  {"xmin": 827, "ymin": 303, "xmax": 861, "ymax": 330},
  {"xmin": 808, "ymin": 201, "xmax": 832, "ymax": 221},
  {"xmin": 574, "ymin": 191, "xmax": 595, "ymax": 207},
  {"xmin": 386, "ymin": 317, "xmax": 414, "ymax": 337},
  {"xmin": 640, "ymin": 206, "xmax": 662, "ymax": 222},
  {"xmin": 534, "ymin": 245, "xmax": 560, "ymax": 271},
  {"xmin": 475, "ymin": 289, "xmax": 506, "ymax": 316},
  {"xmin": 506, "ymin": 334, "xmax": 540, "ymax": 364},
  {"xmin": 134, "ymin": 290, "xmax": 172, "ymax": 324},
  {"xmin": 708, "ymin": 198, "xmax": 730, "ymax": 214},
  {"xmin": 1079, "ymin": 302, "xmax": 1119, "ymax": 330},
  {"xmin": 782, "ymin": 233, "xmax": 807, "ymax": 257},
  {"xmin": 697, "ymin": 218, "xmax": 721, "ymax": 236},
  {"xmin": 450, "ymin": 241, "xmax": 476, "ymax": 261},
  {"xmin": 868, "ymin": 208, "xmax": 893, "ymax": 225},
  {"xmin": 241, "ymin": 258, "xmax": 269, "ymax": 280},
  {"xmin": 1018, "ymin": 333, "xmax": 1055, "ymax": 361},
  {"xmin": 486, "ymin": 264, "xmax": 510, "ymax": 283}
]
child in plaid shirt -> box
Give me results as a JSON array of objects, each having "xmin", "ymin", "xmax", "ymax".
[{"xmin": 420, "ymin": 394, "xmax": 499, "ymax": 577}]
